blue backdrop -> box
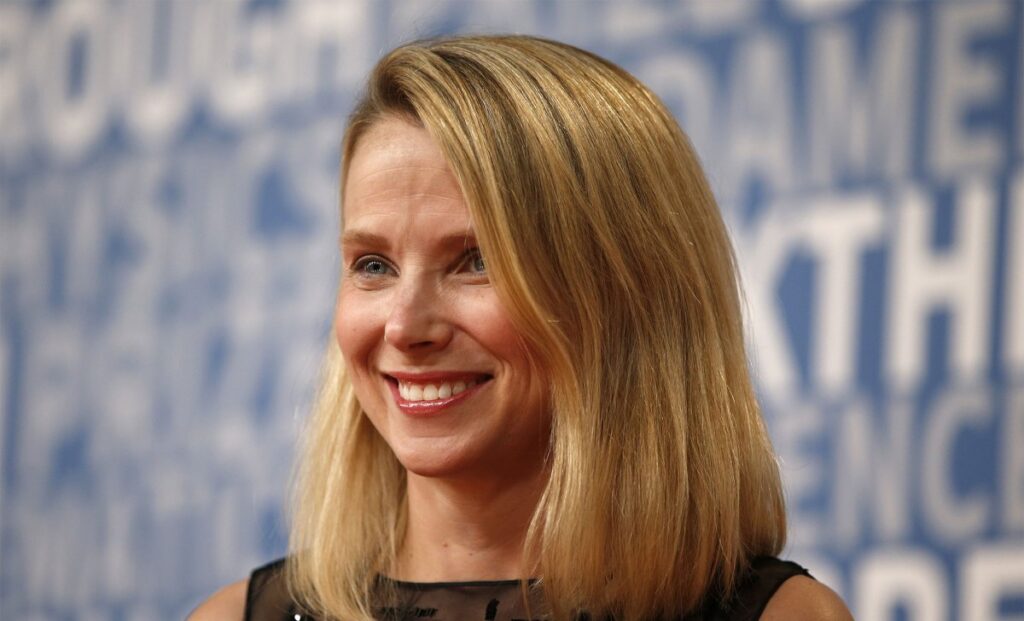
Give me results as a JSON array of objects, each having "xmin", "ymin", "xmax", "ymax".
[{"xmin": 1, "ymin": 1, "xmax": 1022, "ymax": 619}]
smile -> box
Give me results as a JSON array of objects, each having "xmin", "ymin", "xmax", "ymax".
[
  {"xmin": 384, "ymin": 372, "xmax": 492, "ymax": 415},
  {"xmin": 398, "ymin": 378, "xmax": 479, "ymax": 401}
]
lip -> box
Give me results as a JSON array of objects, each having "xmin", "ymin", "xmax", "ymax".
[
  {"xmin": 385, "ymin": 370, "xmax": 490, "ymax": 383},
  {"xmin": 383, "ymin": 371, "xmax": 492, "ymax": 417}
]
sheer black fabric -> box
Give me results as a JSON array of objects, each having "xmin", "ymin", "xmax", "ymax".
[{"xmin": 244, "ymin": 556, "xmax": 811, "ymax": 621}]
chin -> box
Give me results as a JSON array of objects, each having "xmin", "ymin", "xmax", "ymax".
[
  {"xmin": 390, "ymin": 440, "xmax": 480, "ymax": 479},
  {"xmin": 398, "ymin": 456, "xmax": 478, "ymax": 480}
]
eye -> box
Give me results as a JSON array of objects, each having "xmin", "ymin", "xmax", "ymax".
[
  {"xmin": 351, "ymin": 255, "xmax": 395, "ymax": 277},
  {"xmin": 463, "ymin": 248, "xmax": 486, "ymax": 275}
]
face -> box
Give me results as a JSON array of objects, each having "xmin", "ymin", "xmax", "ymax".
[{"xmin": 336, "ymin": 116, "xmax": 549, "ymax": 482}]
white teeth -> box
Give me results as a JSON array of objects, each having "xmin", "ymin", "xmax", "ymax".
[{"xmin": 398, "ymin": 378, "xmax": 483, "ymax": 402}]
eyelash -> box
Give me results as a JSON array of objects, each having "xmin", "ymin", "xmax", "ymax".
[
  {"xmin": 463, "ymin": 248, "xmax": 486, "ymax": 274},
  {"xmin": 351, "ymin": 255, "xmax": 394, "ymax": 277},
  {"xmin": 348, "ymin": 249, "xmax": 486, "ymax": 278}
]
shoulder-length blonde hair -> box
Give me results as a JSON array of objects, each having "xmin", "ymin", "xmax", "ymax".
[{"xmin": 288, "ymin": 35, "xmax": 786, "ymax": 621}]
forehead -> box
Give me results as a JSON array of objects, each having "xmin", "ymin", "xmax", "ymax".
[{"xmin": 343, "ymin": 117, "xmax": 467, "ymax": 223}]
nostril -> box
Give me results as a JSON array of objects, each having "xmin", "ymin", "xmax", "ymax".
[{"xmin": 383, "ymin": 310, "xmax": 455, "ymax": 351}]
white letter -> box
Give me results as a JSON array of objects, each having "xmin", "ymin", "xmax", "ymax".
[
  {"xmin": 679, "ymin": 0, "xmax": 758, "ymax": 32},
  {"xmin": 290, "ymin": 0, "xmax": 373, "ymax": 96},
  {"xmin": 887, "ymin": 181, "xmax": 996, "ymax": 390},
  {"xmin": 725, "ymin": 33, "xmax": 796, "ymax": 201},
  {"xmin": 1006, "ymin": 171, "xmax": 1024, "ymax": 373},
  {"xmin": 7, "ymin": 179, "xmax": 57, "ymax": 311},
  {"xmin": 120, "ymin": 1, "xmax": 191, "ymax": 147},
  {"xmin": 1004, "ymin": 385, "xmax": 1024, "ymax": 531},
  {"xmin": 21, "ymin": 324, "xmax": 84, "ymax": 490},
  {"xmin": 807, "ymin": 8, "xmax": 917, "ymax": 185},
  {"xmin": 204, "ymin": 0, "xmax": 276, "ymax": 125},
  {"xmin": 833, "ymin": 397, "xmax": 913, "ymax": 548},
  {"xmin": 962, "ymin": 544, "xmax": 1024, "ymax": 621},
  {"xmin": 799, "ymin": 194, "xmax": 884, "ymax": 393},
  {"xmin": 0, "ymin": 270, "xmax": 5, "ymax": 515},
  {"xmin": 922, "ymin": 386, "xmax": 991, "ymax": 543},
  {"xmin": 771, "ymin": 395, "xmax": 826, "ymax": 547},
  {"xmin": 387, "ymin": 0, "xmax": 460, "ymax": 51},
  {"xmin": 1020, "ymin": 7, "xmax": 1024, "ymax": 159},
  {"xmin": 781, "ymin": 0, "xmax": 864, "ymax": 20},
  {"xmin": 38, "ymin": 1, "xmax": 108, "ymax": 160},
  {"xmin": 638, "ymin": 53, "xmax": 717, "ymax": 169},
  {"xmin": 736, "ymin": 212, "xmax": 800, "ymax": 397},
  {"xmin": 0, "ymin": 4, "xmax": 29, "ymax": 156},
  {"xmin": 929, "ymin": 1, "xmax": 1010, "ymax": 177},
  {"xmin": 463, "ymin": 1, "xmax": 540, "ymax": 33},
  {"xmin": 854, "ymin": 549, "xmax": 947, "ymax": 621}
]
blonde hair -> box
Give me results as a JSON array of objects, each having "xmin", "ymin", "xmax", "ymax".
[{"xmin": 288, "ymin": 35, "xmax": 786, "ymax": 620}]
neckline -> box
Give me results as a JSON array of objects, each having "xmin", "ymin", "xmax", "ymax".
[{"xmin": 378, "ymin": 576, "xmax": 538, "ymax": 590}]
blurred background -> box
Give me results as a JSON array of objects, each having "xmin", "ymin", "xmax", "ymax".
[{"xmin": 1, "ymin": 0, "xmax": 1021, "ymax": 619}]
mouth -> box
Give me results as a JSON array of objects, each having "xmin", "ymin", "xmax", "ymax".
[{"xmin": 383, "ymin": 372, "xmax": 493, "ymax": 416}]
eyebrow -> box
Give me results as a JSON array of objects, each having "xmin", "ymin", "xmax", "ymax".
[
  {"xmin": 339, "ymin": 229, "xmax": 479, "ymax": 251},
  {"xmin": 340, "ymin": 229, "xmax": 388, "ymax": 249}
]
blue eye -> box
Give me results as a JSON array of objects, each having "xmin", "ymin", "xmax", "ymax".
[
  {"xmin": 353, "ymin": 256, "xmax": 393, "ymax": 276},
  {"xmin": 467, "ymin": 249, "xmax": 486, "ymax": 274}
]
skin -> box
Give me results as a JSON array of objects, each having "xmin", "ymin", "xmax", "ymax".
[
  {"xmin": 335, "ymin": 116, "xmax": 551, "ymax": 581},
  {"xmin": 188, "ymin": 569, "xmax": 854, "ymax": 620},
  {"xmin": 188, "ymin": 116, "xmax": 854, "ymax": 620}
]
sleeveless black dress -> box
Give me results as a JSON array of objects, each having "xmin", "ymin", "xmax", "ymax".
[{"xmin": 244, "ymin": 556, "xmax": 811, "ymax": 621}]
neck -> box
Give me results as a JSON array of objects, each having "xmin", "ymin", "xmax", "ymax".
[{"xmin": 392, "ymin": 464, "xmax": 549, "ymax": 582}]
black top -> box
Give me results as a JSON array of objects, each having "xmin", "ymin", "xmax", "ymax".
[{"xmin": 244, "ymin": 556, "xmax": 811, "ymax": 620}]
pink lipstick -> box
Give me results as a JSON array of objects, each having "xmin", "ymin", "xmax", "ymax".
[{"xmin": 384, "ymin": 371, "xmax": 491, "ymax": 417}]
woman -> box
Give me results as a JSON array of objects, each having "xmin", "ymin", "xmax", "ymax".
[{"xmin": 192, "ymin": 35, "xmax": 852, "ymax": 620}]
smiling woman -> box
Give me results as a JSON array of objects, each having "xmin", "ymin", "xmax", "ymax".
[
  {"xmin": 189, "ymin": 35, "xmax": 852, "ymax": 621},
  {"xmin": 336, "ymin": 116, "xmax": 549, "ymax": 485}
]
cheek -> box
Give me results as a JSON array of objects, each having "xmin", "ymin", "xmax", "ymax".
[
  {"xmin": 334, "ymin": 288, "xmax": 382, "ymax": 368},
  {"xmin": 463, "ymin": 293, "xmax": 520, "ymax": 353},
  {"xmin": 485, "ymin": 320, "xmax": 530, "ymax": 367},
  {"xmin": 468, "ymin": 297, "xmax": 537, "ymax": 388},
  {"xmin": 335, "ymin": 291, "xmax": 389, "ymax": 427},
  {"xmin": 472, "ymin": 300, "xmax": 550, "ymax": 428}
]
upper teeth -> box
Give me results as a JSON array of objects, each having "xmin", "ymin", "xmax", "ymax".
[{"xmin": 399, "ymin": 379, "xmax": 477, "ymax": 402}]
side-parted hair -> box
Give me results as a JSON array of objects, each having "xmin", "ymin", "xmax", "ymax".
[{"xmin": 288, "ymin": 35, "xmax": 786, "ymax": 621}]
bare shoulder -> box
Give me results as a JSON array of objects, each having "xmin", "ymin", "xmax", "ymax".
[
  {"xmin": 761, "ymin": 575, "xmax": 853, "ymax": 621},
  {"xmin": 187, "ymin": 579, "xmax": 249, "ymax": 621}
]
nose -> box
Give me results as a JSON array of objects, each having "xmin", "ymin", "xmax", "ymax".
[{"xmin": 383, "ymin": 277, "xmax": 453, "ymax": 353}]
